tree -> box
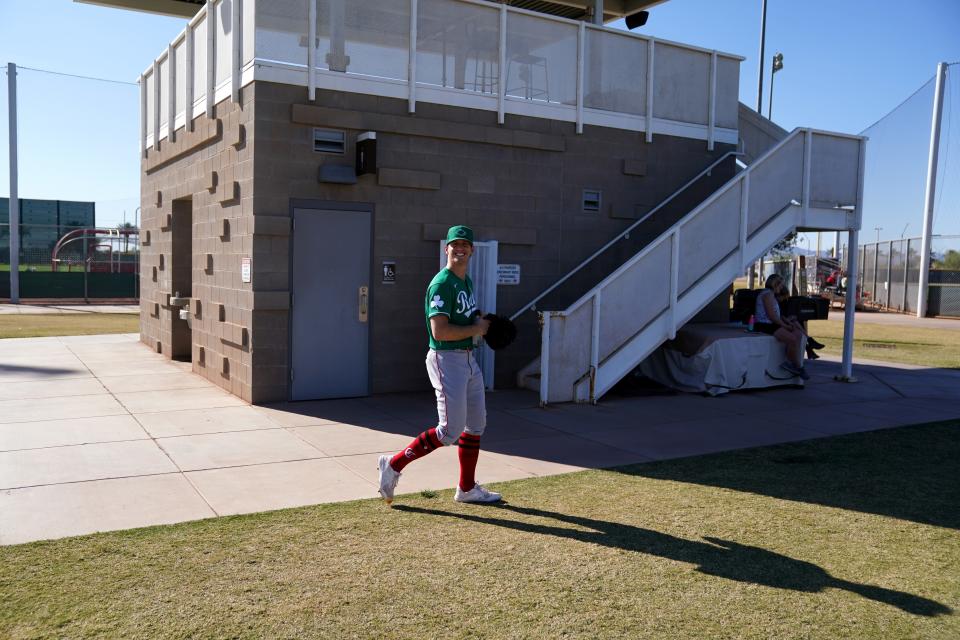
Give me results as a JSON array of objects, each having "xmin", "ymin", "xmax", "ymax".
[
  {"xmin": 771, "ymin": 231, "xmax": 798, "ymax": 257},
  {"xmin": 933, "ymin": 249, "xmax": 960, "ymax": 270}
]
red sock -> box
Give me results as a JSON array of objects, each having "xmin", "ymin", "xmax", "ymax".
[
  {"xmin": 390, "ymin": 428, "xmax": 442, "ymax": 472},
  {"xmin": 458, "ymin": 433, "xmax": 481, "ymax": 491}
]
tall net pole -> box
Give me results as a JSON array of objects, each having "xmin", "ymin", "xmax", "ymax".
[
  {"xmin": 917, "ymin": 62, "xmax": 947, "ymax": 318},
  {"xmin": 7, "ymin": 63, "xmax": 19, "ymax": 303}
]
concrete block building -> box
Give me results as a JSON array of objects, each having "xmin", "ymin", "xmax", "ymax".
[{"xmin": 134, "ymin": 0, "xmax": 865, "ymax": 404}]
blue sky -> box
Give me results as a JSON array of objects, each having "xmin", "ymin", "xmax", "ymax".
[{"xmin": 1, "ymin": 0, "xmax": 958, "ymax": 245}]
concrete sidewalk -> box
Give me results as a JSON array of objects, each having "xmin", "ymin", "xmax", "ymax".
[
  {"xmin": 1, "ymin": 333, "xmax": 958, "ymax": 546},
  {"xmin": 0, "ymin": 303, "xmax": 139, "ymax": 315}
]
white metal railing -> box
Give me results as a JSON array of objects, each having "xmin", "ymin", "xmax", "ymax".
[
  {"xmin": 510, "ymin": 150, "xmax": 742, "ymax": 322},
  {"xmin": 536, "ymin": 128, "xmax": 866, "ymax": 404},
  {"xmin": 140, "ymin": 0, "xmax": 744, "ymax": 151},
  {"xmin": 140, "ymin": 0, "xmax": 255, "ymax": 151}
]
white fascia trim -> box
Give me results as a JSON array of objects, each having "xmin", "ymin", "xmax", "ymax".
[
  {"xmin": 254, "ymin": 61, "xmax": 410, "ymax": 101},
  {"xmin": 418, "ymin": 84, "xmax": 499, "ymax": 111},
  {"xmin": 582, "ymin": 108, "xmax": 737, "ymax": 144},
  {"xmin": 806, "ymin": 128, "xmax": 867, "ymax": 142},
  {"xmin": 654, "ymin": 119, "xmax": 738, "ymax": 145},
  {"xmin": 503, "ymin": 96, "xmax": 577, "ymax": 123},
  {"xmin": 241, "ymin": 64, "xmax": 255, "ymax": 89}
]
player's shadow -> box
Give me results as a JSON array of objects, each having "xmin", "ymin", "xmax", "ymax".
[{"xmin": 393, "ymin": 503, "xmax": 951, "ymax": 617}]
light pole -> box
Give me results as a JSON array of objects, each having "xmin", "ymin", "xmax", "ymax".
[
  {"xmin": 768, "ymin": 52, "xmax": 783, "ymax": 120},
  {"xmin": 756, "ymin": 0, "xmax": 768, "ymax": 114},
  {"xmin": 751, "ymin": 0, "xmax": 769, "ymax": 289},
  {"xmin": 747, "ymin": 0, "xmax": 767, "ymax": 289},
  {"xmin": 874, "ymin": 226, "xmax": 883, "ymax": 244}
]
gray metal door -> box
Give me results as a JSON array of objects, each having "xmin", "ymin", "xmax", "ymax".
[{"xmin": 291, "ymin": 208, "xmax": 371, "ymax": 400}]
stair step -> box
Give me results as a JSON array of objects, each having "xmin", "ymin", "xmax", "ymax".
[{"xmin": 519, "ymin": 373, "xmax": 540, "ymax": 393}]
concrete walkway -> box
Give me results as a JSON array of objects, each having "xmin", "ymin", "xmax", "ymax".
[
  {"xmin": 0, "ymin": 303, "xmax": 139, "ymax": 315},
  {"xmin": 1, "ymin": 333, "xmax": 958, "ymax": 546}
]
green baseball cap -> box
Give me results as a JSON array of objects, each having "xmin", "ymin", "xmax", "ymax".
[{"xmin": 445, "ymin": 225, "xmax": 474, "ymax": 245}]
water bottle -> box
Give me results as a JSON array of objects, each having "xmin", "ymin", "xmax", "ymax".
[{"xmin": 748, "ymin": 314, "xmax": 755, "ymax": 332}]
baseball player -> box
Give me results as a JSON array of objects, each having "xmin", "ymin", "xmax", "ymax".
[{"xmin": 377, "ymin": 225, "xmax": 502, "ymax": 504}]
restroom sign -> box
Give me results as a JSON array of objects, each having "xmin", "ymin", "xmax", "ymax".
[
  {"xmin": 497, "ymin": 264, "xmax": 520, "ymax": 285},
  {"xmin": 382, "ymin": 260, "xmax": 396, "ymax": 284},
  {"xmin": 241, "ymin": 257, "xmax": 251, "ymax": 283}
]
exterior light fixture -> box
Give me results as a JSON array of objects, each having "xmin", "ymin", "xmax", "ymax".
[{"xmin": 768, "ymin": 52, "xmax": 784, "ymax": 120}]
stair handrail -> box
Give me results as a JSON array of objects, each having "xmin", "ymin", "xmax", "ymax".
[
  {"xmin": 508, "ymin": 150, "xmax": 743, "ymax": 321},
  {"xmin": 538, "ymin": 126, "xmax": 866, "ymax": 404},
  {"xmin": 558, "ymin": 128, "xmax": 808, "ymax": 319}
]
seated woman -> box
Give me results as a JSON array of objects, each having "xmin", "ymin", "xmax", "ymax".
[
  {"xmin": 754, "ymin": 274, "xmax": 810, "ymax": 380},
  {"xmin": 774, "ymin": 285, "xmax": 826, "ymax": 360}
]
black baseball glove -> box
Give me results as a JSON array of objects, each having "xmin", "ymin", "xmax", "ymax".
[{"xmin": 482, "ymin": 313, "xmax": 517, "ymax": 351}]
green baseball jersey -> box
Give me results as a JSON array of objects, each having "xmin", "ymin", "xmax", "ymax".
[{"xmin": 425, "ymin": 268, "xmax": 478, "ymax": 350}]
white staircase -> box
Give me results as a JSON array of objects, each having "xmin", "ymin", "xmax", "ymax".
[{"xmin": 521, "ymin": 127, "xmax": 866, "ymax": 405}]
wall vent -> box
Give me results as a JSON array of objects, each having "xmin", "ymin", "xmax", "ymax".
[
  {"xmin": 582, "ymin": 189, "xmax": 602, "ymax": 213},
  {"xmin": 313, "ymin": 128, "xmax": 346, "ymax": 154}
]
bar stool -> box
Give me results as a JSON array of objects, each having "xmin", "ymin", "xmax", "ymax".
[{"xmin": 507, "ymin": 53, "xmax": 549, "ymax": 101}]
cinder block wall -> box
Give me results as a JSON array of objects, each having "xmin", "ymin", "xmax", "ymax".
[
  {"xmin": 139, "ymin": 87, "xmax": 256, "ymax": 401},
  {"xmin": 251, "ymin": 82, "xmax": 735, "ymax": 397},
  {"xmin": 140, "ymin": 82, "xmax": 734, "ymax": 403}
]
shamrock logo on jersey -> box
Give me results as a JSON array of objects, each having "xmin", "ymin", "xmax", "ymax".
[{"xmin": 430, "ymin": 295, "xmax": 445, "ymax": 309}]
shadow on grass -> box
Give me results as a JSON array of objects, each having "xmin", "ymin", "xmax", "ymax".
[
  {"xmin": 395, "ymin": 503, "xmax": 951, "ymax": 617},
  {"xmin": 616, "ymin": 421, "xmax": 960, "ymax": 530}
]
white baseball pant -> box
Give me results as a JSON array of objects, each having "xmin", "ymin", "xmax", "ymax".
[{"xmin": 426, "ymin": 349, "xmax": 486, "ymax": 445}]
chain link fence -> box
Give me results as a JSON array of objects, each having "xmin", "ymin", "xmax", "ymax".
[
  {"xmin": 856, "ymin": 235, "xmax": 960, "ymax": 317},
  {"xmin": 1, "ymin": 221, "xmax": 139, "ymax": 300}
]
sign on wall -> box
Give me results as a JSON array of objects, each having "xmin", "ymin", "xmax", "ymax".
[
  {"xmin": 382, "ymin": 260, "xmax": 396, "ymax": 284},
  {"xmin": 241, "ymin": 257, "xmax": 251, "ymax": 283},
  {"xmin": 497, "ymin": 264, "xmax": 520, "ymax": 285}
]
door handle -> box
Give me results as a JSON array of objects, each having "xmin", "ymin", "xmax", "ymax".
[{"xmin": 358, "ymin": 285, "xmax": 369, "ymax": 322}]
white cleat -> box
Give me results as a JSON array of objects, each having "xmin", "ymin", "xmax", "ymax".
[
  {"xmin": 377, "ymin": 455, "xmax": 400, "ymax": 504},
  {"xmin": 454, "ymin": 483, "xmax": 502, "ymax": 504}
]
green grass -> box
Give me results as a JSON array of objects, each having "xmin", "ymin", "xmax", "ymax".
[
  {"xmin": 1, "ymin": 422, "xmax": 958, "ymax": 639},
  {"xmin": 0, "ymin": 265, "xmax": 55, "ymax": 271},
  {"xmin": 809, "ymin": 318, "xmax": 960, "ymax": 368},
  {"xmin": 0, "ymin": 314, "xmax": 138, "ymax": 338}
]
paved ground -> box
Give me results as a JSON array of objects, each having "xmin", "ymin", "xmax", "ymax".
[
  {"xmin": 0, "ymin": 303, "xmax": 138, "ymax": 315},
  {"xmin": 1, "ymin": 333, "xmax": 958, "ymax": 546}
]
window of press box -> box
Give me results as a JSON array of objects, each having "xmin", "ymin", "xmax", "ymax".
[
  {"xmin": 313, "ymin": 129, "xmax": 346, "ymax": 154},
  {"xmin": 582, "ymin": 189, "xmax": 602, "ymax": 212}
]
